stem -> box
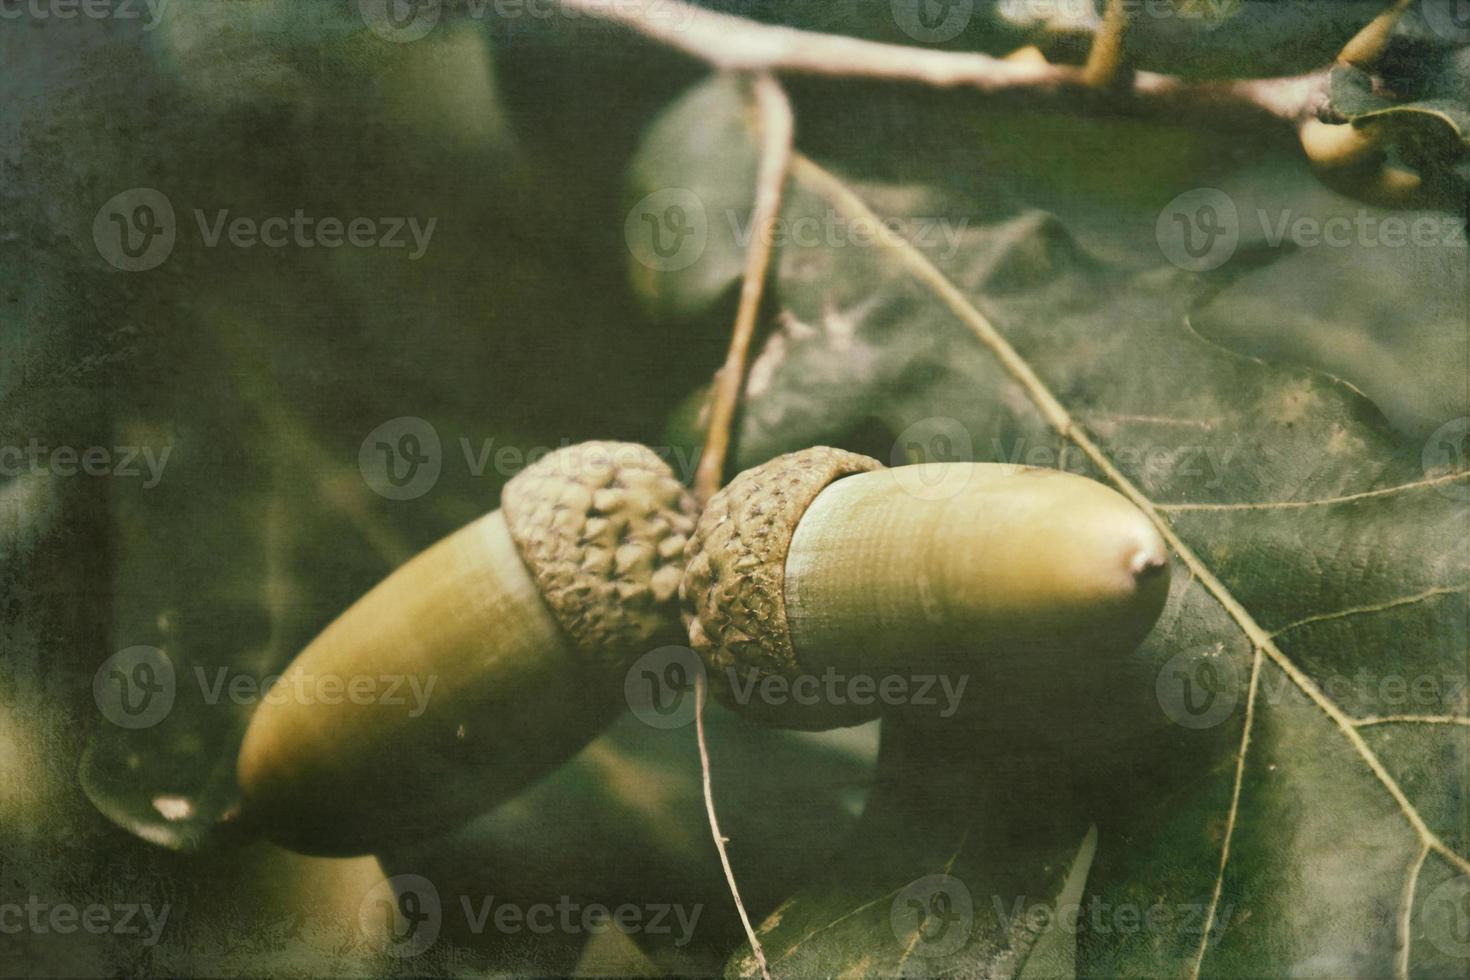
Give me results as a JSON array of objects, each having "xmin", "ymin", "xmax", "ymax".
[
  {"xmin": 693, "ymin": 72, "xmax": 794, "ymax": 505},
  {"xmin": 695, "ymin": 669, "xmax": 773, "ymax": 980},
  {"xmin": 555, "ymin": 0, "xmax": 1324, "ymax": 128},
  {"xmin": 1338, "ymin": 0, "xmax": 1414, "ymax": 71},
  {"xmin": 688, "ymin": 71, "xmax": 789, "ymax": 980},
  {"xmin": 1080, "ymin": 0, "xmax": 1128, "ymax": 89}
]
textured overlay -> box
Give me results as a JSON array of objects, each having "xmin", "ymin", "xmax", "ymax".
[
  {"xmin": 682, "ymin": 446, "xmax": 881, "ymax": 697},
  {"xmin": 502, "ymin": 441, "xmax": 698, "ymax": 670}
]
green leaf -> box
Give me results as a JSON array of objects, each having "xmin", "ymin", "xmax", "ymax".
[
  {"xmin": 1328, "ymin": 9, "xmax": 1470, "ymax": 139},
  {"xmin": 626, "ymin": 74, "xmax": 762, "ymax": 319},
  {"xmin": 1327, "ymin": 30, "xmax": 1470, "ymax": 197},
  {"xmin": 633, "ymin": 75, "xmax": 1469, "ymax": 978},
  {"xmin": 1332, "ymin": 55, "xmax": 1468, "ymax": 132}
]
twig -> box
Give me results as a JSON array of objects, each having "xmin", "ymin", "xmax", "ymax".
[
  {"xmin": 1080, "ymin": 0, "xmax": 1129, "ymax": 89},
  {"xmin": 1339, "ymin": 0, "xmax": 1415, "ymax": 71},
  {"xmin": 692, "ymin": 72, "xmax": 794, "ymax": 505},
  {"xmin": 695, "ymin": 669, "xmax": 773, "ymax": 980},
  {"xmin": 557, "ymin": 0, "xmax": 1326, "ymax": 128}
]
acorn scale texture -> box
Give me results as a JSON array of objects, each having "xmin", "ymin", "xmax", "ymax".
[
  {"xmin": 681, "ymin": 447, "xmax": 880, "ymax": 690},
  {"xmin": 502, "ymin": 441, "xmax": 698, "ymax": 670}
]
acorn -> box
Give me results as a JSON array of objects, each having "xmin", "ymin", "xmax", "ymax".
[
  {"xmin": 681, "ymin": 448, "xmax": 1171, "ymax": 730},
  {"xmin": 237, "ymin": 442, "xmax": 697, "ymax": 856},
  {"xmin": 1300, "ymin": 119, "xmax": 1427, "ymax": 210}
]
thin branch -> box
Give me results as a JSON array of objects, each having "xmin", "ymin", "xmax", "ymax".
[
  {"xmin": 1081, "ymin": 0, "xmax": 1129, "ymax": 89},
  {"xmin": 693, "ymin": 72, "xmax": 794, "ymax": 505},
  {"xmin": 557, "ymin": 0, "xmax": 1326, "ymax": 128},
  {"xmin": 695, "ymin": 669, "xmax": 773, "ymax": 980}
]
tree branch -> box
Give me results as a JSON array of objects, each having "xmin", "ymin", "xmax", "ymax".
[{"xmin": 558, "ymin": 0, "xmax": 1327, "ymax": 129}]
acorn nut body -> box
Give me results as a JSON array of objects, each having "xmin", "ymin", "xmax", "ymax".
[
  {"xmin": 237, "ymin": 442, "xmax": 697, "ymax": 856},
  {"xmin": 1300, "ymin": 119, "xmax": 1425, "ymax": 209},
  {"xmin": 682, "ymin": 448, "xmax": 1171, "ymax": 730}
]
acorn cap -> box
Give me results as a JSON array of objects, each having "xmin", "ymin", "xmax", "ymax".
[
  {"xmin": 502, "ymin": 441, "xmax": 698, "ymax": 670},
  {"xmin": 681, "ymin": 447, "xmax": 881, "ymax": 719}
]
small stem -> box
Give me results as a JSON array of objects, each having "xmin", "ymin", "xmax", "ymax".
[
  {"xmin": 1080, "ymin": 0, "xmax": 1128, "ymax": 89},
  {"xmin": 695, "ymin": 669, "xmax": 773, "ymax": 980},
  {"xmin": 693, "ymin": 72, "xmax": 794, "ymax": 505}
]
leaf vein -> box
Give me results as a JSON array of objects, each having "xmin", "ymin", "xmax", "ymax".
[
  {"xmin": 895, "ymin": 828, "xmax": 972, "ymax": 974},
  {"xmin": 1158, "ymin": 471, "xmax": 1470, "ymax": 512},
  {"xmin": 1269, "ymin": 587, "xmax": 1468, "ymax": 638},
  {"xmin": 1191, "ymin": 645, "xmax": 1263, "ymax": 980},
  {"xmin": 1354, "ymin": 714, "xmax": 1470, "ymax": 728},
  {"xmin": 1397, "ymin": 843, "xmax": 1431, "ymax": 980},
  {"xmin": 772, "ymin": 884, "xmax": 909, "ymax": 964}
]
